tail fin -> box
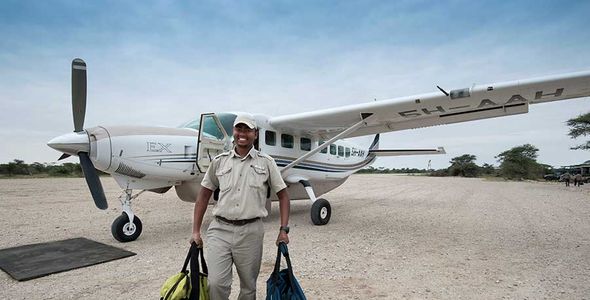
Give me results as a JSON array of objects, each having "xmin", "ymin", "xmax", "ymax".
[{"xmin": 369, "ymin": 134, "xmax": 379, "ymax": 151}]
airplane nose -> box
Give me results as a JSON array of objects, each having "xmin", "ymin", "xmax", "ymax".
[{"xmin": 47, "ymin": 131, "xmax": 90, "ymax": 155}]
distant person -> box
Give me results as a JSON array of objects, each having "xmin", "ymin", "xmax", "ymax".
[
  {"xmin": 560, "ymin": 172, "xmax": 572, "ymax": 187},
  {"xmin": 574, "ymin": 173, "xmax": 583, "ymax": 186}
]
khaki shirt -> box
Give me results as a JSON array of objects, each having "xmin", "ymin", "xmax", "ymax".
[{"xmin": 201, "ymin": 146, "xmax": 287, "ymax": 220}]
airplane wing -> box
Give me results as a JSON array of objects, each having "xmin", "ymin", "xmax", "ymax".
[{"xmin": 269, "ymin": 71, "xmax": 590, "ymax": 138}]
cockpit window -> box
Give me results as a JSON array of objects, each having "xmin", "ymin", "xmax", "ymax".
[
  {"xmin": 179, "ymin": 113, "xmax": 237, "ymax": 135},
  {"xmin": 180, "ymin": 119, "xmax": 200, "ymax": 130},
  {"xmin": 217, "ymin": 113, "xmax": 238, "ymax": 136}
]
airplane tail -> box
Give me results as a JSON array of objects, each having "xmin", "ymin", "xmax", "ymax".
[{"xmin": 369, "ymin": 134, "xmax": 380, "ymax": 151}]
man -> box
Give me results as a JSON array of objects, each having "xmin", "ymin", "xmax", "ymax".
[
  {"xmin": 561, "ymin": 172, "xmax": 571, "ymax": 187},
  {"xmin": 574, "ymin": 173, "xmax": 583, "ymax": 186},
  {"xmin": 192, "ymin": 113, "xmax": 290, "ymax": 300}
]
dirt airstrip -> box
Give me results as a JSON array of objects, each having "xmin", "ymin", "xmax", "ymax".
[{"xmin": 0, "ymin": 175, "xmax": 589, "ymax": 299}]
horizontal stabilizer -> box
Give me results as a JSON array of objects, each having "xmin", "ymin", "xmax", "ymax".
[{"xmin": 369, "ymin": 147, "xmax": 446, "ymax": 157}]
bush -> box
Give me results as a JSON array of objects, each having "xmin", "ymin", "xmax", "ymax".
[{"xmin": 496, "ymin": 144, "xmax": 544, "ymax": 180}]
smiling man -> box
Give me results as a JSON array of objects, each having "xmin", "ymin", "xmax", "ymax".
[{"xmin": 192, "ymin": 113, "xmax": 290, "ymax": 300}]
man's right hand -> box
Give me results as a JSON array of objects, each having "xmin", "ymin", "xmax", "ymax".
[{"xmin": 191, "ymin": 232, "xmax": 203, "ymax": 248}]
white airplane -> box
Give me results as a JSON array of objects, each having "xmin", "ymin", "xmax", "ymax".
[{"xmin": 48, "ymin": 58, "xmax": 590, "ymax": 242}]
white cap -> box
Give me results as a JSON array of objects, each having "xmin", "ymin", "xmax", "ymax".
[{"xmin": 233, "ymin": 113, "xmax": 257, "ymax": 129}]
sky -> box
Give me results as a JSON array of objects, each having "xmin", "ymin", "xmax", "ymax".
[{"xmin": 1, "ymin": 0, "xmax": 589, "ymax": 169}]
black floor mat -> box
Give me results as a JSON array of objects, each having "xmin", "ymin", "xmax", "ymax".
[{"xmin": 0, "ymin": 237, "xmax": 136, "ymax": 281}]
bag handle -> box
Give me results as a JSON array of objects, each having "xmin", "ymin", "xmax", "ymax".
[
  {"xmin": 189, "ymin": 242, "xmax": 201, "ymax": 300},
  {"xmin": 164, "ymin": 243, "xmax": 196, "ymax": 300},
  {"xmin": 181, "ymin": 242, "xmax": 196, "ymax": 272},
  {"xmin": 272, "ymin": 242, "xmax": 297, "ymax": 288},
  {"xmin": 184, "ymin": 242, "xmax": 208, "ymax": 274}
]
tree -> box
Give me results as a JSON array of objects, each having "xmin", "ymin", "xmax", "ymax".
[
  {"xmin": 496, "ymin": 144, "xmax": 543, "ymax": 180},
  {"xmin": 48, "ymin": 165, "xmax": 72, "ymax": 176},
  {"xmin": 480, "ymin": 163, "xmax": 496, "ymax": 176},
  {"xmin": 30, "ymin": 162, "xmax": 47, "ymax": 174},
  {"xmin": 0, "ymin": 160, "xmax": 88, "ymax": 177},
  {"xmin": 5, "ymin": 159, "xmax": 30, "ymax": 176},
  {"xmin": 448, "ymin": 154, "xmax": 480, "ymax": 177},
  {"xmin": 567, "ymin": 112, "xmax": 590, "ymax": 150}
]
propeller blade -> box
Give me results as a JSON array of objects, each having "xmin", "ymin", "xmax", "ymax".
[
  {"xmin": 58, "ymin": 153, "xmax": 71, "ymax": 160},
  {"xmin": 78, "ymin": 152, "xmax": 108, "ymax": 210},
  {"xmin": 72, "ymin": 58, "xmax": 87, "ymax": 132}
]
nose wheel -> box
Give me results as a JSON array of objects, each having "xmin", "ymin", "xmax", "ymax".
[
  {"xmin": 111, "ymin": 213, "xmax": 143, "ymax": 242},
  {"xmin": 111, "ymin": 189, "xmax": 144, "ymax": 242}
]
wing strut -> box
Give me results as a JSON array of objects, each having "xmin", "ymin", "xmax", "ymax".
[{"xmin": 280, "ymin": 113, "xmax": 375, "ymax": 173}]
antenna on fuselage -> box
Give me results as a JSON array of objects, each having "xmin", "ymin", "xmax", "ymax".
[{"xmin": 436, "ymin": 85, "xmax": 449, "ymax": 97}]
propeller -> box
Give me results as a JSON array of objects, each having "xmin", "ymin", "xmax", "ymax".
[
  {"xmin": 71, "ymin": 58, "xmax": 108, "ymax": 210},
  {"xmin": 79, "ymin": 152, "xmax": 108, "ymax": 209},
  {"xmin": 72, "ymin": 58, "xmax": 87, "ymax": 132}
]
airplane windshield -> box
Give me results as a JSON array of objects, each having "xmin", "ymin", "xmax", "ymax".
[
  {"xmin": 217, "ymin": 113, "xmax": 237, "ymax": 136},
  {"xmin": 180, "ymin": 119, "xmax": 201, "ymax": 130},
  {"xmin": 179, "ymin": 113, "xmax": 237, "ymax": 139}
]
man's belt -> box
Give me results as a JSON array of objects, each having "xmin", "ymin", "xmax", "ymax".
[{"xmin": 216, "ymin": 216, "xmax": 260, "ymax": 226}]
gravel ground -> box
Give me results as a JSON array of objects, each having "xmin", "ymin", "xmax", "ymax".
[{"xmin": 0, "ymin": 175, "xmax": 589, "ymax": 299}]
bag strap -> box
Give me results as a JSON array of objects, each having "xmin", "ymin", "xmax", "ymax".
[
  {"xmin": 162, "ymin": 272, "xmax": 189, "ymax": 300},
  {"xmin": 272, "ymin": 242, "xmax": 297, "ymax": 288},
  {"xmin": 181, "ymin": 242, "xmax": 196, "ymax": 272},
  {"xmin": 280, "ymin": 243, "xmax": 298, "ymax": 288},
  {"xmin": 270, "ymin": 243, "xmax": 283, "ymax": 293},
  {"xmin": 189, "ymin": 242, "xmax": 200, "ymax": 300}
]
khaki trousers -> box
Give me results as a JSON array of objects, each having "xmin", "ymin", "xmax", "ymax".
[{"xmin": 206, "ymin": 218, "xmax": 264, "ymax": 300}]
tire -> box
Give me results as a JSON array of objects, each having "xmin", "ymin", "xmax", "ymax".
[
  {"xmin": 311, "ymin": 198, "xmax": 331, "ymax": 225},
  {"xmin": 111, "ymin": 213, "xmax": 142, "ymax": 242}
]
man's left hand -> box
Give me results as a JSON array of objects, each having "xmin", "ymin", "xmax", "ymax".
[{"xmin": 276, "ymin": 230, "xmax": 289, "ymax": 245}]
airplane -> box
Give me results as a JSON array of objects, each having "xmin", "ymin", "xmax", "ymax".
[{"xmin": 48, "ymin": 58, "xmax": 590, "ymax": 242}]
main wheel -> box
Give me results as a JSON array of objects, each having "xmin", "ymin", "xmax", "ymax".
[
  {"xmin": 111, "ymin": 213, "xmax": 142, "ymax": 242},
  {"xmin": 311, "ymin": 198, "xmax": 331, "ymax": 225}
]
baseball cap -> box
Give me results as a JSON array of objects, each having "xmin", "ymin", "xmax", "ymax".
[{"xmin": 233, "ymin": 113, "xmax": 257, "ymax": 129}]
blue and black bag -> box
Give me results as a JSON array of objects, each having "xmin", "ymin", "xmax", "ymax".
[{"xmin": 266, "ymin": 243, "xmax": 306, "ymax": 300}]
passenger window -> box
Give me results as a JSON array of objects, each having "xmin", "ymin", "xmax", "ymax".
[
  {"xmin": 345, "ymin": 147, "xmax": 351, "ymax": 158},
  {"xmin": 338, "ymin": 145, "xmax": 344, "ymax": 157},
  {"xmin": 281, "ymin": 134, "xmax": 294, "ymax": 148},
  {"xmin": 319, "ymin": 140, "xmax": 328, "ymax": 154},
  {"xmin": 300, "ymin": 137, "xmax": 311, "ymax": 151},
  {"xmin": 265, "ymin": 130, "xmax": 276, "ymax": 146},
  {"xmin": 330, "ymin": 144, "xmax": 336, "ymax": 155}
]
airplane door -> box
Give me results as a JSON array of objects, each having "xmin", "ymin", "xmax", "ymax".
[{"xmin": 196, "ymin": 113, "xmax": 232, "ymax": 172}]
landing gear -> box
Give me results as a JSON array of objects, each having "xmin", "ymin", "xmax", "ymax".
[
  {"xmin": 111, "ymin": 213, "xmax": 143, "ymax": 242},
  {"xmin": 111, "ymin": 189, "xmax": 144, "ymax": 242},
  {"xmin": 311, "ymin": 198, "xmax": 331, "ymax": 225},
  {"xmin": 300, "ymin": 180, "xmax": 332, "ymax": 226}
]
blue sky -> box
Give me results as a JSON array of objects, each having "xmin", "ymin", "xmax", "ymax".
[{"xmin": 1, "ymin": 0, "xmax": 589, "ymax": 168}]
